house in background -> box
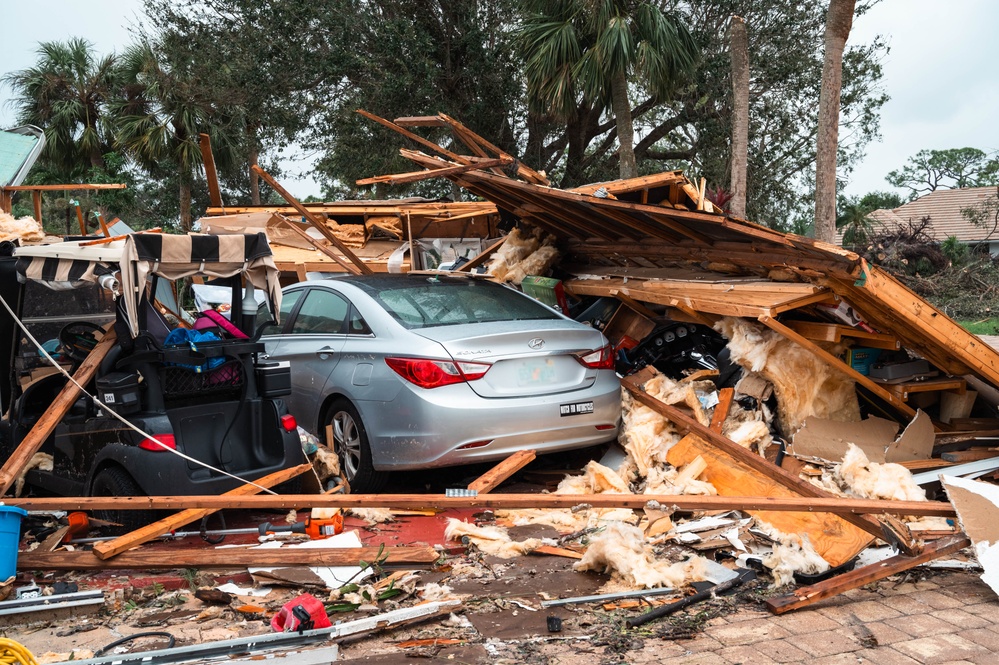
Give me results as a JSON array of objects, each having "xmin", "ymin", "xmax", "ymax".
[{"xmin": 840, "ymin": 187, "xmax": 999, "ymax": 254}]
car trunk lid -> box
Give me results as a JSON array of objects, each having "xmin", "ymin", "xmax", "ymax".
[{"xmin": 413, "ymin": 320, "xmax": 607, "ymax": 397}]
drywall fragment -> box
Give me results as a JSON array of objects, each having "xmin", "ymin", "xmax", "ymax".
[
  {"xmin": 791, "ymin": 411, "xmax": 933, "ymax": 464},
  {"xmin": 941, "ymin": 475, "xmax": 999, "ymax": 597},
  {"xmin": 715, "ymin": 317, "xmax": 860, "ymax": 436},
  {"xmin": 574, "ymin": 522, "xmax": 711, "ymax": 589}
]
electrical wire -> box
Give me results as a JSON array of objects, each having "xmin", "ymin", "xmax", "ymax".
[
  {"xmin": 0, "ymin": 637, "xmax": 39, "ymax": 665},
  {"xmin": 0, "ymin": 291, "xmax": 278, "ymax": 495},
  {"xmin": 93, "ymin": 632, "xmax": 175, "ymax": 657}
]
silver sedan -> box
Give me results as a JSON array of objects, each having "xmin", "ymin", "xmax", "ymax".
[{"xmin": 263, "ymin": 274, "xmax": 621, "ymax": 492}]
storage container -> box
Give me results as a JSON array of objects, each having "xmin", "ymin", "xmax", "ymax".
[
  {"xmin": 96, "ymin": 371, "xmax": 141, "ymax": 414},
  {"xmin": 256, "ymin": 361, "xmax": 291, "ymax": 397}
]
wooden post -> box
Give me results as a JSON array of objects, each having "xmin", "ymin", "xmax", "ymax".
[
  {"xmin": 31, "ymin": 191, "xmax": 42, "ymax": 225},
  {"xmin": 251, "ymin": 165, "xmax": 372, "ymax": 275},
  {"xmin": 74, "ymin": 203, "xmax": 86, "ymax": 235},
  {"xmin": 92, "ymin": 463, "xmax": 312, "ymax": 560},
  {"xmin": 0, "ymin": 330, "xmax": 117, "ymax": 496}
]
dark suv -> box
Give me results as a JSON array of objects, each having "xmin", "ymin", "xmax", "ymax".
[{"xmin": 0, "ymin": 233, "xmax": 305, "ymax": 531}]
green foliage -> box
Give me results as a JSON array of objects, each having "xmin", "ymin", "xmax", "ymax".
[
  {"xmin": 836, "ymin": 196, "xmax": 875, "ymax": 247},
  {"xmin": 887, "ymin": 148, "xmax": 999, "ymax": 200},
  {"xmin": 858, "ymin": 190, "xmax": 904, "ymax": 211},
  {"xmin": 941, "ymin": 235, "xmax": 969, "ymax": 266}
]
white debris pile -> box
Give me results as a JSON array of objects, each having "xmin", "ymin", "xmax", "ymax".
[{"xmin": 574, "ymin": 522, "xmax": 711, "ymax": 589}]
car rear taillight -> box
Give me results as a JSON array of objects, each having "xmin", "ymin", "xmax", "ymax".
[
  {"xmin": 575, "ymin": 345, "xmax": 615, "ymax": 370},
  {"xmin": 385, "ymin": 357, "xmax": 492, "ymax": 389},
  {"xmin": 138, "ymin": 434, "xmax": 176, "ymax": 452},
  {"xmin": 281, "ymin": 414, "xmax": 298, "ymax": 432}
]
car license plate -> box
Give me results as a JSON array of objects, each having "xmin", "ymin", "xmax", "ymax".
[
  {"xmin": 518, "ymin": 358, "xmax": 557, "ymax": 385},
  {"xmin": 560, "ymin": 401, "xmax": 593, "ymax": 417}
]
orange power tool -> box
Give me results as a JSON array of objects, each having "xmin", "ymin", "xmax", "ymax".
[{"xmin": 257, "ymin": 514, "xmax": 344, "ymax": 539}]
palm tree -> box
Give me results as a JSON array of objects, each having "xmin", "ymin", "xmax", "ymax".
[
  {"xmin": 813, "ymin": 0, "xmax": 857, "ymax": 242},
  {"xmin": 112, "ymin": 40, "xmax": 242, "ymax": 231},
  {"xmin": 2, "ymin": 38, "xmax": 117, "ymax": 173},
  {"xmin": 836, "ymin": 198, "xmax": 874, "ymax": 248},
  {"xmin": 519, "ymin": 0, "xmax": 698, "ymax": 180}
]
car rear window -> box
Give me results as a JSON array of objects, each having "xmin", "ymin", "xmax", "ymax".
[{"xmin": 368, "ymin": 278, "xmax": 562, "ymax": 329}]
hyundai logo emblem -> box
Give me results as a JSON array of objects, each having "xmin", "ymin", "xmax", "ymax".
[{"xmin": 528, "ymin": 338, "xmax": 545, "ymax": 350}]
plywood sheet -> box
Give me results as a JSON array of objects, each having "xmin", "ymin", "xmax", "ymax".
[{"xmin": 667, "ymin": 433, "xmax": 873, "ymax": 567}]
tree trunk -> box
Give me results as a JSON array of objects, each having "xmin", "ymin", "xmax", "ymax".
[
  {"xmin": 729, "ymin": 15, "xmax": 750, "ymax": 219},
  {"xmin": 179, "ymin": 175, "xmax": 192, "ymax": 232},
  {"xmin": 813, "ymin": 0, "xmax": 856, "ymax": 242},
  {"xmin": 611, "ymin": 69, "xmax": 638, "ymax": 180},
  {"xmin": 248, "ymin": 124, "xmax": 261, "ymax": 205}
]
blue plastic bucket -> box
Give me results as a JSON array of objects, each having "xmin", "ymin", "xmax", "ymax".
[{"xmin": 0, "ymin": 506, "xmax": 26, "ymax": 580}]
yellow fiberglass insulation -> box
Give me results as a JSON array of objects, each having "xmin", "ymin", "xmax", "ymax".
[
  {"xmin": 557, "ymin": 460, "xmax": 632, "ymax": 494},
  {"xmin": 346, "ymin": 507, "xmax": 395, "ymax": 524},
  {"xmin": 723, "ymin": 419, "xmax": 773, "ymax": 455},
  {"xmin": 486, "ymin": 227, "xmax": 540, "ymax": 281},
  {"xmin": 834, "ymin": 444, "xmax": 927, "ymax": 502},
  {"xmin": 0, "ymin": 212, "xmax": 44, "ymax": 244},
  {"xmin": 643, "ymin": 465, "xmax": 717, "ymax": 496},
  {"xmin": 499, "ymin": 461, "xmax": 638, "ymax": 531},
  {"xmin": 714, "ymin": 317, "xmax": 860, "ymax": 436},
  {"xmin": 444, "ymin": 519, "xmax": 546, "ymax": 558},
  {"xmin": 506, "ymin": 244, "xmax": 560, "ymax": 286},
  {"xmin": 754, "ymin": 520, "xmax": 830, "ymax": 587},
  {"xmin": 574, "ymin": 522, "xmax": 710, "ymax": 589}
]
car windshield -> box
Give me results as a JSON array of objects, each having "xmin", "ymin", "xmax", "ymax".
[{"xmin": 360, "ymin": 277, "xmax": 562, "ymax": 329}]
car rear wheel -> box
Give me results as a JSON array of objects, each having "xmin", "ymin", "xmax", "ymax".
[
  {"xmin": 91, "ymin": 466, "xmax": 157, "ymax": 535},
  {"xmin": 327, "ymin": 399, "xmax": 387, "ymax": 493}
]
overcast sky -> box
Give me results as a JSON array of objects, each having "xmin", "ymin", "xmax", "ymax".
[{"xmin": 2, "ymin": 0, "xmax": 997, "ymax": 202}]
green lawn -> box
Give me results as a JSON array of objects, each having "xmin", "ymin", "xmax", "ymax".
[{"xmin": 957, "ymin": 318, "xmax": 999, "ymax": 335}]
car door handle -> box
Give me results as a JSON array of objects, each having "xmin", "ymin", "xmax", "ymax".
[{"xmin": 315, "ymin": 347, "xmax": 337, "ymax": 357}]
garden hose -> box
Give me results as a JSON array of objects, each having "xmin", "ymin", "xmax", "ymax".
[{"xmin": 0, "ymin": 638, "xmax": 39, "ymax": 665}]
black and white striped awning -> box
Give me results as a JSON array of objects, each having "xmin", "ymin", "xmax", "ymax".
[{"xmin": 15, "ymin": 255, "xmax": 115, "ymax": 291}]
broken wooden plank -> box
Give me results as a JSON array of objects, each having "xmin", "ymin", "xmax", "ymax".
[
  {"xmin": 251, "ymin": 165, "xmax": 372, "ymax": 275},
  {"xmin": 356, "ymin": 157, "xmax": 511, "ymax": 187},
  {"xmin": 532, "ymin": 545, "xmax": 584, "ymax": 559},
  {"xmin": 8, "ymin": 493, "xmax": 955, "ymax": 516},
  {"xmin": 199, "ymin": 133, "xmax": 223, "ymax": 208},
  {"xmin": 622, "ymin": 371, "xmax": 887, "ymax": 546},
  {"xmin": 764, "ymin": 534, "xmax": 971, "ymax": 615},
  {"xmin": 91, "ymin": 463, "xmax": 312, "ymax": 560},
  {"xmin": 467, "ymin": 449, "xmax": 536, "ymax": 493},
  {"xmin": 278, "ymin": 217, "xmax": 362, "ymax": 275},
  {"xmin": 785, "ymin": 320, "xmax": 900, "ymax": 350},
  {"xmin": 357, "ymin": 109, "xmax": 466, "ymax": 163},
  {"xmin": 19, "ymin": 545, "xmax": 440, "ymax": 570},
  {"xmin": 0, "ymin": 329, "xmax": 117, "ymax": 496},
  {"xmin": 455, "ymin": 236, "xmax": 508, "ymax": 273},
  {"xmin": 709, "ymin": 388, "xmax": 735, "ymax": 434}
]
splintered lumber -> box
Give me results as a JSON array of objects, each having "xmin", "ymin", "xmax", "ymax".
[
  {"xmin": 356, "ymin": 157, "xmax": 511, "ymax": 187},
  {"xmin": 456, "ymin": 236, "xmax": 508, "ymax": 273},
  {"xmin": 622, "ymin": 372, "xmax": 885, "ymax": 553},
  {"xmin": 0, "ymin": 329, "xmax": 117, "ymax": 496},
  {"xmin": 764, "ymin": 534, "xmax": 971, "ymax": 614},
  {"xmin": 8, "ymin": 494, "xmax": 955, "ymax": 516},
  {"xmin": 279, "ymin": 217, "xmax": 362, "ymax": 275},
  {"xmin": 18, "ymin": 545, "xmax": 439, "ymax": 570},
  {"xmin": 251, "ymin": 165, "xmax": 372, "ymax": 275},
  {"xmin": 467, "ymin": 449, "xmax": 536, "ymax": 493},
  {"xmin": 91, "ymin": 463, "xmax": 312, "ymax": 560},
  {"xmin": 709, "ymin": 388, "xmax": 735, "ymax": 433}
]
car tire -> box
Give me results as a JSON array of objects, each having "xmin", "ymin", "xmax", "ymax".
[
  {"xmin": 90, "ymin": 466, "xmax": 158, "ymax": 535},
  {"xmin": 327, "ymin": 398, "xmax": 388, "ymax": 493}
]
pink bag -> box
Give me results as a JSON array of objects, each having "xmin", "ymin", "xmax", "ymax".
[{"xmin": 195, "ymin": 309, "xmax": 248, "ymax": 339}]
